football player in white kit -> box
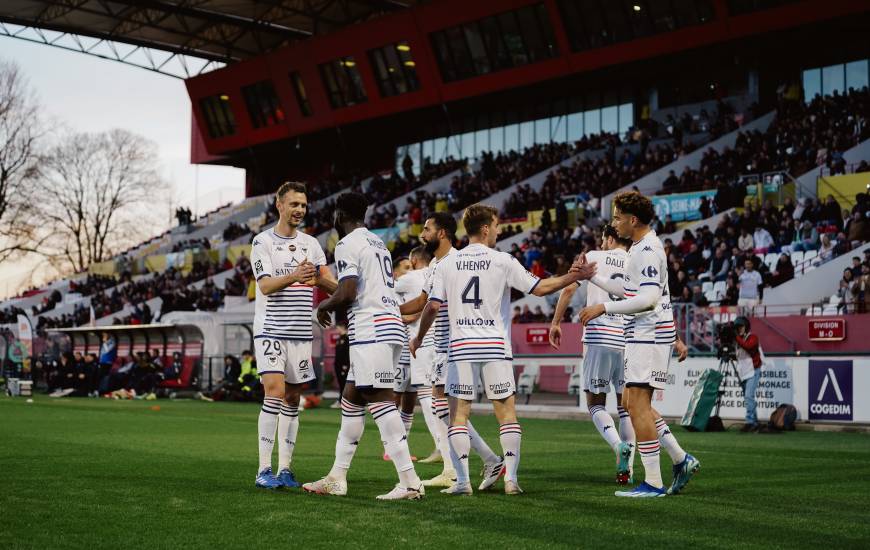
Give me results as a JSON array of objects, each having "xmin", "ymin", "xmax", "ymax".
[
  {"xmin": 580, "ymin": 191, "xmax": 700, "ymax": 498},
  {"xmin": 550, "ymin": 225, "xmax": 636, "ymax": 484},
  {"xmin": 250, "ymin": 181, "xmax": 337, "ymax": 489},
  {"xmin": 410, "ymin": 204, "xmax": 597, "ymax": 495},
  {"xmin": 393, "ymin": 246, "xmax": 442, "ymax": 462},
  {"xmin": 399, "ymin": 213, "xmax": 501, "ymax": 489},
  {"xmin": 302, "ymin": 192, "xmax": 424, "ymax": 500}
]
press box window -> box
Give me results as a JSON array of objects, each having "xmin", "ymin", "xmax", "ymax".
[
  {"xmin": 241, "ymin": 80, "xmax": 285, "ymax": 129},
  {"xmin": 199, "ymin": 94, "xmax": 236, "ymax": 138},
  {"xmin": 368, "ymin": 41, "xmax": 420, "ymax": 98},
  {"xmin": 319, "ymin": 57, "xmax": 368, "ymax": 109},
  {"xmin": 290, "ymin": 72, "xmax": 312, "ymax": 117}
]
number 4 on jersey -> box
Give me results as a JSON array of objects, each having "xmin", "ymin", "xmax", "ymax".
[{"xmin": 461, "ymin": 276, "xmax": 483, "ymax": 309}]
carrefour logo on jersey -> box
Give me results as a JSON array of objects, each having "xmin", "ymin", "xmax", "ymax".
[{"xmin": 456, "ymin": 318, "xmax": 495, "ymax": 327}]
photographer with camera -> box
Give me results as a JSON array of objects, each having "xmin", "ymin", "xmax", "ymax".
[{"xmin": 733, "ymin": 317, "xmax": 764, "ymax": 433}]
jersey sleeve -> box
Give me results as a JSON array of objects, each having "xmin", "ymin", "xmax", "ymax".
[
  {"xmin": 251, "ymin": 238, "xmax": 273, "ymax": 281},
  {"xmin": 632, "ymin": 247, "xmax": 664, "ymax": 289},
  {"xmin": 428, "ymin": 265, "xmax": 447, "ymax": 303},
  {"xmin": 309, "ymin": 238, "xmax": 327, "ymax": 269},
  {"xmin": 504, "ymin": 253, "xmax": 540, "ymax": 294},
  {"xmin": 421, "ymin": 266, "xmax": 434, "ymax": 297},
  {"xmin": 394, "ymin": 273, "xmax": 414, "ymax": 302},
  {"xmin": 333, "ymin": 240, "xmax": 360, "ymax": 282}
]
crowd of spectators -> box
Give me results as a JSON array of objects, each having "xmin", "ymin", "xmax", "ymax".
[
  {"xmin": 222, "ymin": 221, "xmax": 252, "ymax": 242},
  {"xmin": 171, "ymin": 237, "xmax": 211, "ymax": 253},
  {"xmin": 68, "ymin": 274, "xmax": 123, "ymax": 297}
]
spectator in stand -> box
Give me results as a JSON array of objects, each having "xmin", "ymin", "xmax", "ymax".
[
  {"xmin": 738, "ymin": 228, "xmax": 754, "ymax": 252},
  {"xmin": 770, "ymin": 254, "xmax": 795, "ymax": 286},
  {"xmin": 709, "ymin": 246, "xmax": 731, "ymax": 282},
  {"xmin": 853, "ymin": 264, "xmax": 870, "ymax": 313},
  {"xmin": 792, "ymin": 220, "xmax": 819, "ymax": 252},
  {"xmin": 817, "ymin": 233, "xmax": 836, "ymax": 264},
  {"xmin": 846, "ymin": 210, "xmax": 870, "ymax": 247},
  {"xmin": 753, "ymin": 225, "xmax": 774, "ymax": 254},
  {"xmin": 738, "ymin": 259, "xmax": 763, "ymax": 307},
  {"xmin": 838, "ymin": 269, "xmax": 855, "ymax": 313}
]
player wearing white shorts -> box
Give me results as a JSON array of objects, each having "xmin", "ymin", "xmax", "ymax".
[
  {"xmin": 393, "ymin": 246, "xmax": 442, "ymax": 463},
  {"xmin": 400, "ymin": 213, "xmax": 501, "ymax": 489},
  {"xmin": 302, "ymin": 192, "xmax": 424, "ymax": 501},
  {"xmin": 411, "ymin": 204, "xmax": 596, "ymax": 495},
  {"xmin": 580, "ymin": 191, "xmax": 700, "ymax": 498},
  {"xmin": 550, "ymin": 225, "xmax": 636, "ymax": 484},
  {"xmin": 251, "ymin": 181, "xmax": 337, "ymax": 490}
]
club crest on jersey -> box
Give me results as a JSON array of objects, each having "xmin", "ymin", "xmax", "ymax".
[{"xmin": 288, "ymin": 244, "xmax": 296, "ymax": 252}]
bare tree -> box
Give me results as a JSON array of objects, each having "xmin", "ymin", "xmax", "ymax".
[
  {"xmin": 0, "ymin": 60, "xmax": 44, "ymax": 265},
  {"xmin": 36, "ymin": 129, "xmax": 170, "ymax": 273}
]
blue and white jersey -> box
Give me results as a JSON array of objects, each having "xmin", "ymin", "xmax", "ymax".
[
  {"xmin": 252, "ymin": 228, "xmax": 326, "ymax": 341},
  {"xmin": 582, "ymin": 249, "xmax": 627, "ymax": 350},
  {"xmin": 334, "ymin": 227, "xmax": 404, "ymax": 347},
  {"xmin": 622, "ymin": 231, "xmax": 675, "ymax": 345},
  {"xmin": 422, "ymin": 248, "xmax": 456, "ymax": 355},
  {"xmin": 395, "ymin": 268, "xmax": 433, "ymax": 365},
  {"xmin": 429, "ymin": 243, "xmax": 540, "ymax": 363}
]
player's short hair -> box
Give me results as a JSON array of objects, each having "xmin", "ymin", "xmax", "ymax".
[
  {"xmin": 277, "ymin": 181, "xmax": 307, "ymax": 199},
  {"xmin": 428, "ymin": 212, "xmax": 457, "ymax": 240},
  {"xmin": 603, "ymin": 224, "xmax": 632, "ymax": 249},
  {"xmin": 335, "ymin": 192, "xmax": 368, "ymax": 222},
  {"xmin": 613, "ymin": 191, "xmax": 655, "ymax": 225},
  {"xmin": 392, "ymin": 256, "xmax": 408, "ymax": 269},
  {"xmin": 409, "ymin": 245, "xmax": 432, "ymax": 264},
  {"xmin": 462, "ymin": 204, "xmax": 498, "ymax": 237}
]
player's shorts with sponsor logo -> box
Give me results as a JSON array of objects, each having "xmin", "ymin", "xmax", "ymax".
[
  {"xmin": 446, "ymin": 360, "xmax": 515, "ymax": 401},
  {"xmin": 348, "ymin": 342, "xmax": 401, "ymax": 390},
  {"xmin": 582, "ymin": 344, "xmax": 624, "ymax": 394},
  {"xmin": 624, "ymin": 343, "xmax": 672, "ymax": 390},
  {"xmin": 431, "ymin": 352, "xmax": 449, "ymax": 386},
  {"xmin": 409, "ymin": 345, "xmax": 435, "ymax": 388},
  {"xmin": 255, "ymin": 338, "xmax": 315, "ymax": 384}
]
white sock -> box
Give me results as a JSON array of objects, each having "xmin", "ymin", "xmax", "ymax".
[
  {"xmin": 277, "ymin": 403, "xmax": 299, "ymax": 471},
  {"xmin": 417, "ymin": 389, "xmax": 441, "ymax": 451},
  {"xmin": 328, "ymin": 398, "xmax": 365, "ymax": 481},
  {"xmin": 638, "ymin": 439, "xmax": 663, "ymax": 488},
  {"xmin": 258, "ymin": 397, "xmax": 282, "ymax": 472},
  {"xmin": 467, "ymin": 421, "xmax": 498, "ymax": 464},
  {"xmin": 448, "ymin": 424, "xmax": 471, "ymax": 484},
  {"xmin": 618, "ymin": 406, "xmax": 635, "ymax": 444},
  {"xmin": 590, "ymin": 404, "xmax": 621, "ymax": 452},
  {"xmin": 400, "ymin": 410, "xmax": 414, "ymax": 435},
  {"xmin": 369, "ymin": 401, "xmax": 419, "ymax": 487},
  {"xmin": 498, "ymin": 422, "xmax": 522, "ymax": 482},
  {"xmin": 655, "ymin": 417, "xmax": 687, "ymax": 464}
]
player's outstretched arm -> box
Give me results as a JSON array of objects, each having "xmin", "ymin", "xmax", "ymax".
[
  {"xmin": 409, "ymin": 300, "xmax": 440, "ymax": 358},
  {"xmin": 399, "ymin": 292, "xmax": 428, "ymax": 315},
  {"xmin": 531, "ymin": 260, "xmax": 596, "ymax": 297},
  {"xmin": 549, "ymin": 284, "xmax": 577, "ymax": 349},
  {"xmin": 257, "ymin": 261, "xmax": 316, "ymax": 295},
  {"xmin": 315, "ymin": 266, "xmax": 338, "ymax": 294},
  {"xmin": 316, "ymin": 276, "xmax": 358, "ymax": 327}
]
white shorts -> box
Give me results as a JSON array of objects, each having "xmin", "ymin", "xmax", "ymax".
[
  {"xmin": 348, "ymin": 343, "xmax": 401, "ymax": 390},
  {"xmin": 582, "ymin": 344, "xmax": 625, "ymax": 394},
  {"xmin": 394, "ymin": 363, "xmax": 413, "ymax": 393},
  {"xmin": 255, "ymin": 338, "xmax": 315, "ymax": 384},
  {"xmin": 432, "ymin": 352, "xmax": 448, "ymax": 386},
  {"xmin": 624, "ymin": 343, "xmax": 672, "ymax": 390},
  {"xmin": 447, "ymin": 361, "xmax": 515, "ymax": 401},
  {"xmin": 411, "ymin": 346, "xmax": 435, "ymax": 388}
]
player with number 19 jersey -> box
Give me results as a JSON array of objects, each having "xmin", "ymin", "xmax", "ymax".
[
  {"xmin": 429, "ymin": 243, "xmax": 540, "ymax": 400},
  {"xmin": 334, "ymin": 227, "xmax": 404, "ymax": 388}
]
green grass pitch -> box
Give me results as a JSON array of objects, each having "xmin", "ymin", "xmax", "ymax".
[{"xmin": 2, "ymin": 396, "xmax": 869, "ymax": 549}]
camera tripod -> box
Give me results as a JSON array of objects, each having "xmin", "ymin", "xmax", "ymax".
[{"xmin": 706, "ymin": 354, "xmax": 740, "ymax": 432}]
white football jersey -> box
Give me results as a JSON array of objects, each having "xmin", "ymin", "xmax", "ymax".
[
  {"xmin": 582, "ymin": 249, "xmax": 628, "ymax": 350},
  {"xmin": 334, "ymin": 227, "xmax": 404, "ymax": 347},
  {"xmin": 251, "ymin": 228, "xmax": 327, "ymax": 341},
  {"xmin": 395, "ymin": 268, "xmax": 434, "ymax": 363},
  {"xmin": 622, "ymin": 230, "xmax": 675, "ymax": 344},
  {"xmin": 422, "ymin": 248, "xmax": 456, "ymax": 355},
  {"xmin": 429, "ymin": 243, "xmax": 540, "ymax": 362}
]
